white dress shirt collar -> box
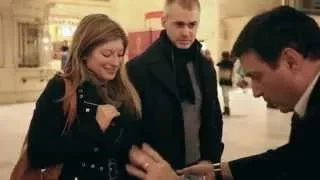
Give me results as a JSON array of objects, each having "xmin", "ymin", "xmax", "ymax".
[{"xmin": 294, "ymin": 71, "xmax": 320, "ymax": 118}]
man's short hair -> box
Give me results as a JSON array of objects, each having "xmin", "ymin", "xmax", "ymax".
[
  {"xmin": 164, "ymin": 0, "xmax": 200, "ymax": 13},
  {"xmin": 232, "ymin": 6, "xmax": 320, "ymax": 66}
]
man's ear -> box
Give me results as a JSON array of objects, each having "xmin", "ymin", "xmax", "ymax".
[
  {"xmin": 281, "ymin": 48, "xmax": 304, "ymax": 72},
  {"xmin": 161, "ymin": 15, "xmax": 167, "ymax": 29}
]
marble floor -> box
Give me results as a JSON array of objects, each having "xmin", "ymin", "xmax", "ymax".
[{"xmin": 0, "ymin": 88, "xmax": 292, "ymax": 179}]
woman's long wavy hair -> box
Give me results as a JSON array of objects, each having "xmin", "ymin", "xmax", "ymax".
[{"xmin": 60, "ymin": 14, "xmax": 141, "ymax": 130}]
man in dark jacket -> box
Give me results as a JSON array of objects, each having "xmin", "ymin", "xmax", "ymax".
[{"xmin": 126, "ymin": 0, "xmax": 223, "ymax": 171}]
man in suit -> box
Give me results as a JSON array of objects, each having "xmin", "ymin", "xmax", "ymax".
[
  {"xmin": 125, "ymin": 6, "xmax": 320, "ymax": 180},
  {"xmin": 126, "ymin": 0, "xmax": 223, "ymax": 171}
]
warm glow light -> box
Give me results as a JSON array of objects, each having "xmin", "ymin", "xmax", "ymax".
[
  {"xmin": 42, "ymin": 37, "xmax": 49, "ymax": 43},
  {"xmin": 61, "ymin": 23, "xmax": 75, "ymax": 37}
]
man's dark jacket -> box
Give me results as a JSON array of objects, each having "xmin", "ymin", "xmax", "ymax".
[
  {"xmin": 126, "ymin": 31, "xmax": 224, "ymax": 169},
  {"xmin": 229, "ymin": 76, "xmax": 320, "ymax": 180}
]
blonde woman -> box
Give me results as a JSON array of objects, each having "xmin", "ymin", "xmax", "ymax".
[{"xmin": 26, "ymin": 14, "xmax": 141, "ymax": 180}]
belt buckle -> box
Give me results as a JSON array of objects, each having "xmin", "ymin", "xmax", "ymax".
[{"xmin": 108, "ymin": 158, "xmax": 118, "ymax": 180}]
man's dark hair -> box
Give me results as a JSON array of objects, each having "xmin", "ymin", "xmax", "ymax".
[{"xmin": 232, "ymin": 6, "xmax": 320, "ymax": 66}]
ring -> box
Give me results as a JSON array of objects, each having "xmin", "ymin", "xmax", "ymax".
[{"xmin": 143, "ymin": 162, "xmax": 150, "ymax": 169}]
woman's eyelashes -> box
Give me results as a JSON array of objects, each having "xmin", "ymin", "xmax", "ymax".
[{"xmin": 101, "ymin": 52, "xmax": 124, "ymax": 58}]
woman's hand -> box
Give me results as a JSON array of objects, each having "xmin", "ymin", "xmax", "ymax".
[
  {"xmin": 126, "ymin": 143, "xmax": 180, "ymax": 180},
  {"xmin": 96, "ymin": 104, "xmax": 120, "ymax": 132}
]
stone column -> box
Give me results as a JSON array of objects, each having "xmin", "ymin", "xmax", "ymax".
[{"xmin": 1, "ymin": 10, "xmax": 15, "ymax": 68}]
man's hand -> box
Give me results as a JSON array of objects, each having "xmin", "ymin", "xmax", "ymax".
[
  {"xmin": 195, "ymin": 161, "xmax": 215, "ymax": 180},
  {"xmin": 177, "ymin": 162, "xmax": 234, "ymax": 180},
  {"xmin": 126, "ymin": 143, "xmax": 180, "ymax": 180},
  {"xmin": 177, "ymin": 163, "xmax": 215, "ymax": 177}
]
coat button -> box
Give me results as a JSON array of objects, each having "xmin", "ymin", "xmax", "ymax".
[
  {"xmin": 93, "ymin": 147, "xmax": 99, "ymax": 152},
  {"xmin": 91, "ymin": 164, "xmax": 95, "ymax": 168},
  {"xmin": 79, "ymin": 94, "xmax": 84, "ymax": 99},
  {"xmin": 85, "ymin": 108, "xmax": 90, "ymax": 112},
  {"xmin": 74, "ymin": 177, "xmax": 78, "ymax": 180},
  {"xmin": 99, "ymin": 166, "xmax": 104, "ymax": 171}
]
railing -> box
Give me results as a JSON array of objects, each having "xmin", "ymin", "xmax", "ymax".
[
  {"xmin": 20, "ymin": 69, "xmax": 56, "ymax": 83},
  {"xmin": 21, "ymin": 75, "xmax": 47, "ymax": 83}
]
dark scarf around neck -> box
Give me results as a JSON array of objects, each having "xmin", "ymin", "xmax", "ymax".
[{"xmin": 160, "ymin": 30, "xmax": 198, "ymax": 104}]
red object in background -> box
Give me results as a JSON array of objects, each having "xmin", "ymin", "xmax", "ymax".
[
  {"xmin": 144, "ymin": 11, "xmax": 163, "ymax": 19},
  {"xmin": 127, "ymin": 30, "xmax": 161, "ymax": 60},
  {"xmin": 127, "ymin": 11, "xmax": 163, "ymax": 60}
]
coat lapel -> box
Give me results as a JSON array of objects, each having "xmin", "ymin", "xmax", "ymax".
[
  {"xmin": 198, "ymin": 56, "xmax": 215, "ymax": 103},
  {"xmin": 148, "ymin": 58, "xmax": 180, "ymax": 101}
]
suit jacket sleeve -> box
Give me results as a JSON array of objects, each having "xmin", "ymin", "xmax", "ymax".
[{"xmin": 228, "ymin": 111, "xmax": 320, "ymax": 180}]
